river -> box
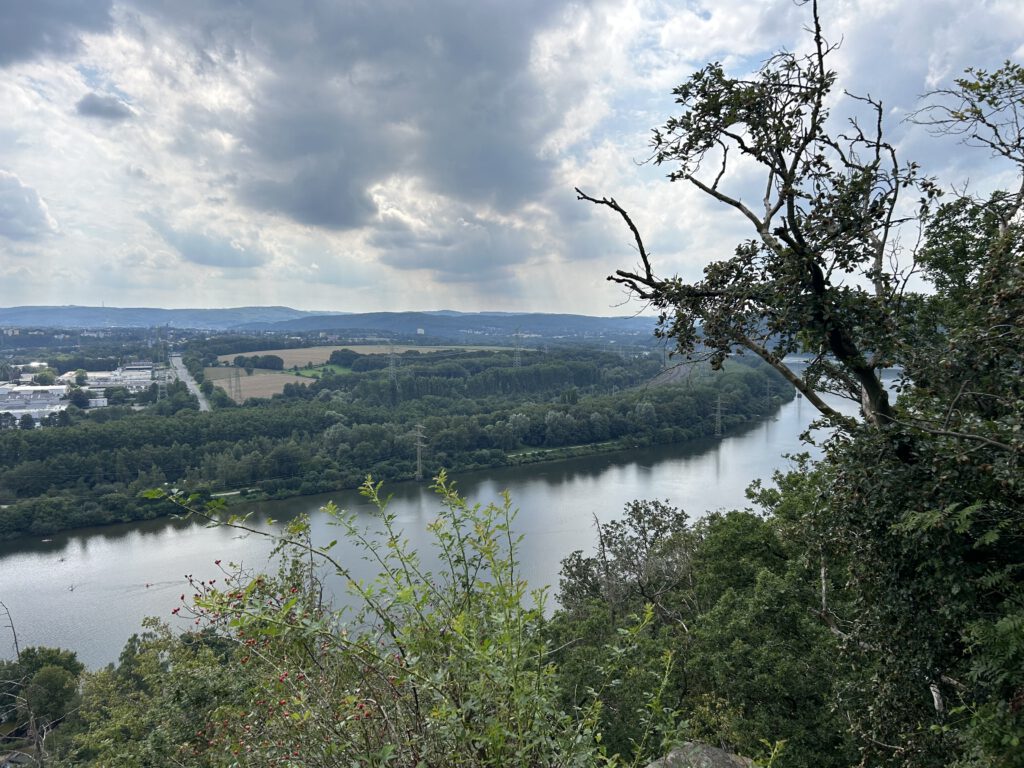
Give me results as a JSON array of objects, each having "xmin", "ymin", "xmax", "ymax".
[{"xmin": 0, "ymin": 385, "xmax": 852, "ymax": 668}]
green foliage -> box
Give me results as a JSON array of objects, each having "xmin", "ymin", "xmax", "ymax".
[
  {"xmin": 62, "ymin": 476, "xmax": 612, "ymax": 767},
  {"xmin": 58, "ymin": 622, "xmax": 252, "ymax": 766},
  {"xmin": 582, "ymin": 1, "xmax": 933, "ymax": 431},
  {"xmin": 579, "ymin": 6, "xmax": 1024, "ymax": 764},
  {"xmin": 66, "ymin": 387, "xmax": 89, "ymax": 409},
  {"xmin": 0, "ymin": 348, "xmax": 788, "ymax": 540},
  {"xmin": 327, "ymin": 347, "xmax": 362, "ymax": 367},
  {"xmin": 550, "ymin": 500, "xmax": 853, "ymax": 768},
  {"xmin": 23, "ymin": 665, "xmax": 78, "ymax": 730},
  {"xmin": 32, "ymin": 369, "xmax": 56, "ymax": 385},
  {"xmin": 14, "ymin": 648, "xmax": 84, "ymax": 681},
  {"xmin": 0, "ymin": 645, "xmax": 84, "ymax": 761},
  {"xmin": 233, "ymin": 354, "xmax": 285, "ymax": 371}
]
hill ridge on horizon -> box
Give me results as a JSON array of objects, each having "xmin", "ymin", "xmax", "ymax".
[
  {"xmin": 0, "ymin": 304, "xmax": 645, "ymax": 317},
  {"xmin": 0, "ymin": 305, "xmax": 658, "ymax": 339}
]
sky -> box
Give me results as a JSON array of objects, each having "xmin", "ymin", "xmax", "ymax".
[{"xmin": 0, "ymin": 0, "xmax": 1021, "ymax": 315}]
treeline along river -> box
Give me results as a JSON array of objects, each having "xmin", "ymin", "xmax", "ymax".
[
  {"xmin": 0, "ymin": 347, "xmax": 781, "ymax": 539},
  {"xmin": 0, "ymin": 376, "xmax": 876, "ymax": 669}
]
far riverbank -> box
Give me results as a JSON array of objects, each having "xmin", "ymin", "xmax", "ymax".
[{"xmin": 0, "ymin": 383, "xmax": 844, "ymax": 669}]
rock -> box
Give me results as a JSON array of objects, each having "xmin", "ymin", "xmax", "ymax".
[{"xmin": 646, "ymin": 741, "xmax": 754, "ymax": 768}]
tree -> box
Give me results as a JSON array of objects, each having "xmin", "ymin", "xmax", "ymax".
[
  {"xmin": 328, "ymin": 348, "xmax": 361, "ymax": 367},
  {"xmin": 0, "ymin": 646, "xmax": 83, "ymax": 764},
  {"xmin": 18, "ymin": 413, "xmax": 35, "ymax": 431},
  {"xmin": 23, "ymin": 664, "xmax": 77, "ymax": 731},
  {"xmin": 15, "ymin": 647, "xmax": 84, "ymax": 681},
  {"xmin": 551, "ymin": 501, "xmax": 852, "ymax": 767},
  {"xmin": 67, "ymin": 387, "xmax": 90, "ymax": 409},
  {"xmin": 915, "ymin": 60, "xmax": 1024, "ymax": 193},
  {"xmin": 103, "ymin": 386, "xmax": 130, "ymax": 405},
  {"xmin": 577, "ymin": 0, "xmax": 935, "ymax": 434},
  {"xmin": 576, "ymin": 6, "xmax": 1024, "ymax": 766}
]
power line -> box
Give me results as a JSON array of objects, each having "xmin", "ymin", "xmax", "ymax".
[
  {"xmin": 413, "ymin": 423, "xmax": 426, "ymax": 481},
  {"xmin": 388, "ymin": 345, "xmax": 398, "ymax": 384},
  {"xmin": 156, "ymin": 367, "xmax": 169, "ymax": 401},
  {"xmin": 229, "ymin": 369, "xmax": 242, "ymax": 403}
]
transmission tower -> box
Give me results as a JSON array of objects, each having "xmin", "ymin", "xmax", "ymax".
[
  {"xmin": 413, "ymin": 423, "xmax": 427, "ymax": 481},
  {"xmin": 229, "ymin": 369, "xmax": 242, "ymax": 402},
  {"xmin": 512, "ymin": 330, "xmax": 522, "ymax": 369},
  {"xmin": 156, "ymin": 368, "xmax": 168, "ymax": 401},
  {"xmin": 713, "ymin": 393, "xmax": 724, "ymax": 437},
  {"xmin": 388, "ymin": 344, "xmax": 399, "ymax": 384}
]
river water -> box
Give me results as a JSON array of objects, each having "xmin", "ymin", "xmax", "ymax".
[{"xmin": 0, "ymin": 387, "xmax": 847, "ymax": 668}]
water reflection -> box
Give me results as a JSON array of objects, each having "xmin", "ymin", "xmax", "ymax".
[{"xmin": 0, "ymin": 382, "xmax": 881, "ymax": 668}]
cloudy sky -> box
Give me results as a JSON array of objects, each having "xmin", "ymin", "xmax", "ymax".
[{"xmin": 0, "ymin": 0, "xmax": 1021, "ymax": 314}]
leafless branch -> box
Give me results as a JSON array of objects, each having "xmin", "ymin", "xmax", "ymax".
[
  {"xmin": 576, "ymin": 188, "xmax": 658, "ymax": 294},
  {"xmin": 0, "ymin": 601, "xmax": 19, "ymax": 661}
]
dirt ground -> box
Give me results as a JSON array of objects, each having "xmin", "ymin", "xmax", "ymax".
[
  {"xmin": 203, "ymin": 367, "xmax": 310, "ymax": 402},
  {"xmin": 216, "ymin": 344, "xmax": 502, "ymax": 367}
]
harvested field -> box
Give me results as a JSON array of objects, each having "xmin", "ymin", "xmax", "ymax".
[
  {"xmin": 203, "ymin": 367, "xmax": 310, "ymax": 402},
  {"xmin": 217, "ymin": 344, "xmax": 504, "ymax": 367}
]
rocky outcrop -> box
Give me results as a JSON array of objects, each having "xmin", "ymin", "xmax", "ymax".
[{"xmin": 646, "ymin": 742, "xmax": 754, "ymax": 768}]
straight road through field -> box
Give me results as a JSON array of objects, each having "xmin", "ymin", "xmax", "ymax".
[{"xmin": 170, "ymin": 353, "xmax": 211, "ymax": 412}]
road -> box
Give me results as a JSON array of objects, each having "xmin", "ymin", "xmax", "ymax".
[{"xmin": 169, "ymin": 354, "xmax": 211, "ymax": 412}]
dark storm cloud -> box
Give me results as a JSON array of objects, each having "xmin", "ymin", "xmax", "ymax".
[
  {"xmin": 234, "ymin": 86, "xmax": 384, "ymax": 230},
  {"xmin": 76, "ymin": 92, "xmax": 134, "ymax": 121},
  {"xmin": 131, "ymin": 0, "xmax": 570, "ymax": 230},
  {"xmin": 242, "ymin": 160, "xmax": 377, "ymax": 230},
  {"xmin": 146, "ymin": 215, "xmax": 269, "ymax": 268},
  {"xmin": 370, "ymin": 214, "xmax": 529, "ymax": 284},
  {"xmin": 0, "ymin": 0, "xmax": 114, "ymax": 67}
]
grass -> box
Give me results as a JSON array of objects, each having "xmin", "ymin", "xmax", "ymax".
[{"xmin": 294, "ymin": 364, "xmax": 352, "ymax": 378}]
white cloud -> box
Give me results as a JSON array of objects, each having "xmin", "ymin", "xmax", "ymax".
[
  {"xmin": 145, "ymin": 213, "xmax": 271, "ymax": 268},
  {"xmin": 0, "ymin": 0, "xmax": 1021, "ymax": 312},
  {"xmin": 0, "ymin": 170, "xmax": 58, "ymax": 241}
]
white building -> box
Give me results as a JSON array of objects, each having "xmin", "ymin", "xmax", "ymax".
[
  {"xmin": 57, "ymin": 362, "xmax": 157, "ymax": 393},
  {"xmin": 0, "ymin": 383, "xmax": 69, "ymax": 423}
]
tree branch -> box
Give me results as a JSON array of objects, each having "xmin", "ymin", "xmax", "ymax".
[
  {"xmin": 736, "ymin": 335, "xmax": 854, "ymax": 427},
  {"xmin": 889, "ymin": 418, "xmax": 1015, "ymax": 452},
  {"xmin": 576, "ymin": 188, "xmax": 657, "ymax": 289}
]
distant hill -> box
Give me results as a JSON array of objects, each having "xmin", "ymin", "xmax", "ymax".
[
  {"xmin": 0, "ymin": 305, "xmax": 333, "ymax": 330},
  {"xmin": 239, "ymin": 310, "xmax": 657, "ymax": 342},
  {"xmin": 0, "ymin": 306, "xmax": 658, "ymax": 343}
]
